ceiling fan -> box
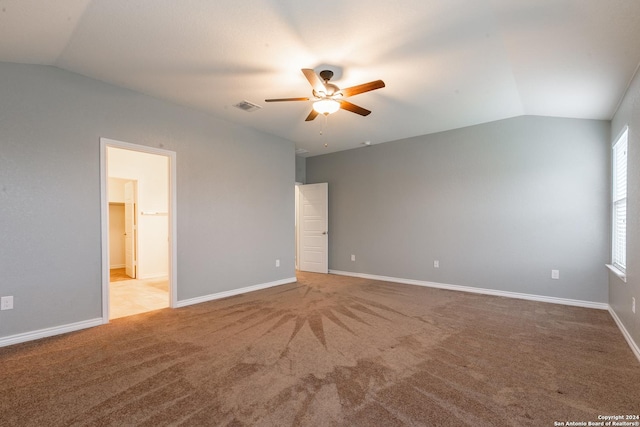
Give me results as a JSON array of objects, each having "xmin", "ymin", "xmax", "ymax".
[{"xmin": 265, "ymin": 69, "xmax": 385, "ymax": 121}]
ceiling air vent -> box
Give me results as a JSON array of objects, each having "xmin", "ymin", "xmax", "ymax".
[
  {"xmin": 295, "ymin": 148, "xmax": 309, "ymax": 155},
  {"xmin": 233, "ymin": 100, "xmax": 262, "ymax": 112}
]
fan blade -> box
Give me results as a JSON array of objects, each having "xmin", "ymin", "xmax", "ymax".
[
  {"xmin": 265, "ymin": 97, "xmax": 309, "ymax": 102},
  {"xmin": 301, "ymin": 69, "xmax": 326, "ymax": 94},
  {"xmin": 341, "ymin": 80, "xmax": 385, "ymax": 98},
  {"xmin": 305, "ymin": 109, "xmax": 319, "ymax": 121},
  {"xmin": 339, "ymin": 100, "xmax": 371, "ymax": 116}
]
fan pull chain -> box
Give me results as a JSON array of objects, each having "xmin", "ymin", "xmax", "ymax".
[{"xmin": 320, "ymin": 114, "xmax": 329, "ymax": 147}]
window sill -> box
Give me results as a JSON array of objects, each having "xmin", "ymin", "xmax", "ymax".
[{"xmin": 606, "ymin": 264, "xmax": 627, "ymax": 283}]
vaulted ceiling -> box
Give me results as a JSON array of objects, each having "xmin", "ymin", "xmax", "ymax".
[{"xmin": 1, "ymin": 0, "xmax": 640, "ymax": 156}]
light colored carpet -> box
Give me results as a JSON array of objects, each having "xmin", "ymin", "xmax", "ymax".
[{"xmin": 1, "ymin": 272, "xmax": 639, "ymax": 426}]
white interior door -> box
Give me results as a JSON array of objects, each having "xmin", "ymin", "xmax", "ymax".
[
  {"xmin": 124, "ymin": 181, "xmax": 136, "ymax": 278},
  {"xmin": 298, "ymin": 183, "xmax": 328, "ymax": 273}
]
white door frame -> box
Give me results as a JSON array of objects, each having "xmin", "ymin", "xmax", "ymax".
[
  {"xmin": 123, "ymin": 180, "xmax": 137, "ymax": 279},
  {"xmin": 100, "ymin": 137, "xmax": 178, "ymax": 323}
]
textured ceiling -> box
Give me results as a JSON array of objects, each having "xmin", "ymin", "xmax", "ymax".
[{"xmin": 1, "ymin": 0, "xmax": 640, "ymax": 156}]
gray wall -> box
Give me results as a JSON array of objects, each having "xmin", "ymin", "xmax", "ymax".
[
  {"xmin": 307, "ymin": 116, "xmax": 610, "ymax": 303},
  {"xmin": 0, "ymin": 62, "xmax": 295, "ymax": 338},
  {"xmin": 295, "ymin": 156, "xmax": 306, "ymax": 184},
  {"xmin": 610, "ymin": 67, "xmax": 640, "ymax": 349}
]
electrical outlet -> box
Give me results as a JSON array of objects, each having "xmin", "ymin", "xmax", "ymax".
[
  {"xmin": 551, "ymin": 270, "xmax": 559, "ymax": 280},
  {"xmin": 434, "ymin": 260, "xmax": 439, "ymax": 268},
  {"xmin": 1, "ymin": 296, "xmax": 13, "ymax": 310},
  {"xmin": 633, "ymin": 297, "xmax": 636, "ymax": 314},
  {"xmin": 351, "ymin": 254, "xmax": 356, "ymax": 261},
  {"xmin": 275, "ymin": 259, "xmax": 280, "ymax": 267}
]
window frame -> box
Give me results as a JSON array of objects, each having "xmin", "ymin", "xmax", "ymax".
[{"xmin": 609, "ymin": 126, "xmax": 628, "ymax": 281}]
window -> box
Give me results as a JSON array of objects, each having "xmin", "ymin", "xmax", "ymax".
[{"xmin": 612, "ymin": 128, "xmax": 628, "ymax": 274}]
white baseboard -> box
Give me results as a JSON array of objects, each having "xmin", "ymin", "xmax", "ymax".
[
  {"xmin": 329, "ymin": 270, "xmax": 609, "ymax": 310},
  {"xmin": 176, "ymin": 277, "xmax": 297, "ymax": 308},
  {"xmin": 0, "ymin": 278, "xmax": 295, "ymax": 347},
  {"xmin": 0, "ymin": 318, "xmax": 103, "ymax": 348},
  {"xmin": 330, "ymin": 270, "xmax": 640, "ymax": 363},
  {"xmin": 608, "ymin": 307, "xmax": 640, "ymax": 363},
  {"xmin": 5, "ymin": 274, "xmax": 637, "ymax": 365},
  {"xmin": 110, "ymin": 264, "xmax": 125, "ymax": 269}
]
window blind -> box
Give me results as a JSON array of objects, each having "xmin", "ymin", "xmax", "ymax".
[{"xmin": 612, "ymin": 130, "xmax": 628, "ymax": 271}]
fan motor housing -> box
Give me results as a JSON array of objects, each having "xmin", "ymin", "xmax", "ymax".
[{"xmin": 319, "ymin": 70, "xmax": 334, "ymax": 81}]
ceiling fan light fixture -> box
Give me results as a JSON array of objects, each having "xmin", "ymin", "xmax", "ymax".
[
  {"xmin": 313, "ymin": 99, "xmax": 340, "ymax": 115},
  {"xmin": 265, "ymin": 69, "xmax": 385, "ymax": 121}
]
